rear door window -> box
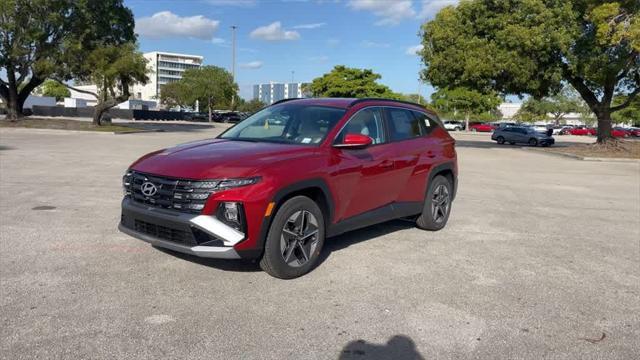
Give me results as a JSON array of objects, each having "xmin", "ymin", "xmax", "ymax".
[{"xmin": 386, "ymin": 108, "xmax": 424, "ymax": 141}]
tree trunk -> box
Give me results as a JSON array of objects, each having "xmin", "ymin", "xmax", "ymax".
[
  {"xmin": 465, "ymin": 113, "xmax": 470, "ymax": 132},
  {"xmin": 208, "ymin": 97, "xmax": 212, "ymax": 123},
  {"xmin": 596, "ymin": 108, "xmax": 614, "ymax": 144}
]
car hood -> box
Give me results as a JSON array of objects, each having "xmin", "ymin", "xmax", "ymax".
[{"xmin": 130, "ymin": 139, "xmax": 317, "ymax": 179}]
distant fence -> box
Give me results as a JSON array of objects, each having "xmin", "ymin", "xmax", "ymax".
[{"xmin": 31, "ymin": 106, "xmax": 193, "ymax": 121}]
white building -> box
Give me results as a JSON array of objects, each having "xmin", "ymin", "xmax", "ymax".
[
  {"xmin": 498, "ymin": 102, "xmax": 522, "ymax": 120},
  {"xmin": 253, "ymin": 82, "xmax": 309, "ymax": 104},
  {"xmin": 133, "ymin": 51, "xmax": 203, "ymax": 101}
]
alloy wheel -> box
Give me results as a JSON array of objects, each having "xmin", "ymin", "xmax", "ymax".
[
  {"xmin": 431, "ymin": 184, "xmax": 450, "ymax": 224},
  {"xmin": 280, "ymin": 210, "xmax": 320, "ymax": 267}
]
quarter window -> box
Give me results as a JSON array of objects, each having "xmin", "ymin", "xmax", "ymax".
[
  {"xmin": 337, "ymin": 107, "xmax": 386, "ymax": 145},
  {"xmin": 387, "ymin": 108, "xmax": 424, "ymax": 141}
]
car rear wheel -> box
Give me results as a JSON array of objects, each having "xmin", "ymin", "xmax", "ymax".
[
  {"xmin": 455, "ymin": 126, "xmax": 461, "ymax": 131},
  {"xmin": 416, "ymin": 175, "xmax": 452, "ymax": 231},
  {"xmin": 496, "ymin": 136, "xmax": 505, "ymax": 144},
  {"xmin": 529, "ymin": 138, "xmax": 538, "ymax": 146},
  {"xmin": 259, "ymin": 196, "xmax": 325, "ymax": 279}
]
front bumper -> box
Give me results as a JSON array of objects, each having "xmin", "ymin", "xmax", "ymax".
[{"xmin": 119, "ymin": 198, "xmax": 243, "ymax": 259}]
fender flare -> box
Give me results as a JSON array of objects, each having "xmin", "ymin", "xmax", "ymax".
[
  {"xmin": 426, "ymin": 162, "xmax": 457, "ymax": 201},
  {"xmin": 252, "ymin": 178, "xmax": 335, "ymax": 256}
]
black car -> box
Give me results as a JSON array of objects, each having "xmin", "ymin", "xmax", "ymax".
[
  {"xmin": 218, "ymin": 112, "xmax": 242, "ymax": 123},
  {"xmin": 491, "ymin": 126, "xmax": 555, "ymax": 146}
]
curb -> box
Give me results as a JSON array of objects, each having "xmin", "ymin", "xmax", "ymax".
[
  {"xmin": 521, "ymin": 147, "xmax": 640, "ymax": 163},
  {"xmin": 113, "ymin": 129, "xmax": 166, "ymax": 135}
]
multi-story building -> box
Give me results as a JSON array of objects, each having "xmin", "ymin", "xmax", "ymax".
[
  {"xmin": 253, "ymin": 82, "xmax": 309, "ymax": 104},
  {"xmin": 132, "ymin": 51, "xmax": 203, "ymax": 101}
]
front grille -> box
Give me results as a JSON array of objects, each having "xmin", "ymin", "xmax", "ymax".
[
  {"xmin": 134, "ymin": 219, "xmax": 192, "ymax": 244},
  {"xmin": 124, "ymin": 171, "xmax": 217, "ymax": 214}
]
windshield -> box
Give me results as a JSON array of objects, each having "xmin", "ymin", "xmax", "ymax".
[{"xmin": 220, "ymin": 104, "xmax": 346, "ymax": 145}]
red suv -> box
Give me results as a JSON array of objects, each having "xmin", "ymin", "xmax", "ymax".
[{"xmin": 119, "ymin": 98, "xmax": 457, "ymax": 278}]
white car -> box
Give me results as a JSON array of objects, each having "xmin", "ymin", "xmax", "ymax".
[{"xmin": 443, "ymin": 121, "xmax": 464, "ymax": 131}]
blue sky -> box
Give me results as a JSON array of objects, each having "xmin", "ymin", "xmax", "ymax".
[{"xmin": 127, "ymin": 0, "xmax": 459, "ymax": 100}]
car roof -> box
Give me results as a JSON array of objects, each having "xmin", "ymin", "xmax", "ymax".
[{"xmin": 271, "ymin": 97, "xmax": 437, "ymax": 115}]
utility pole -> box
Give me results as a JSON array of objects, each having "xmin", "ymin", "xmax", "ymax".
[
  {"xmin": 291, "ymin": 70, "xmax": 295, "ymax": 84},
  {"xmin": 230, "ymin": 25, "xmax": 237, "ymax": 109}
]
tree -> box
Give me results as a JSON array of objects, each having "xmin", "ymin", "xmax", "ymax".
[
  {"xmin": 420, "ymin": 0, "xmax": 639, "ymax": 143},
  {"xmin": 180, "ymin": 66, "xmax": 238, "ymax": 122},
  {"xmin": 35, "ymin": 79, "xmax": 70, "ymax": 101},
  {"xmin": 516, "ymin": 88, "xmax": 581, "ymax": 124},
  {"xmin": 159, "ymin": 82, "xmax": 188, "ymax": 109},
  {"xmin": 612, "ymin": 95, "xmax": 640, "ymax": 126},
  {"xmin": 0, "ymin": 0, "xmax": 135, "ymax": 121},
  {"xmin": 401, "ymin": 93, "xmax": 429, "ymax": 105},
  {"xmin": 431, "ymin": 87, "xmax": 502, "ymax": 130},
  {"xmin": 307, "ymin": 65, "xmax": 402, "ymax": 99},
  {"xmin": 237, "ymin": 99, "xmax": 266, "ymax": 114},
  {"xmin": 65, "ymin": 43, "xmax": 148, "ymax": 124}
]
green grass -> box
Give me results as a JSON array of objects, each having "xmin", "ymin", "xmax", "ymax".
[{"xmin": 0, "ymin": 118, "xmax": 138, "ymax": 133}]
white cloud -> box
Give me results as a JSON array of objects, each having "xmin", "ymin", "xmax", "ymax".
[
  {"xmin": 292, "ymin": 22, "xmax": 327, "ymax": 29},
  {"xmin": 240, "ymin": 61, "xmax": 263, "ymax": 69},
  {"xmin": 250, "ymin": 22, "xmax": 300, "ymax": 41},
  {"xmin": 418, "ymin": 0, "xmax": 459, "ymax": 18},
  {"xmin": 206, "ymin": 0, "xmax": 257, "ymax": 6},
  {"xmin": 406, "ymin": 44, "xmax": 424, "ymax": 55},
  {"xmin": 136, "ymin": 11, "xmax": 219, "ymax": 40},
  {"xmin": 212, "ymin": 37, "xmax": 226, "ymax": 44},
  {"xmin": 361, "ymin": 40, "xmax": 390, "ymax": 48},
  {"xmin": 347, "ymin": 0, "xmax": 416, "ymax": 26},
  {"xmin": 308, "ymin": 55, "xmax": 329, "ymax": 62}
]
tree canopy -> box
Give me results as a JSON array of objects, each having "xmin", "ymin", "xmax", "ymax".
[
  {"xmin": 158, "ymin": 66, "xmax": 237, "ymax": 122},
  {"xmin": 306, "ymin": 65, "xmax": 402, "ymax": 99},
  {"xmin": 67, "ymin": 43, "xmax": 148, "ymax": 124},
  {"xmin": 36, "ymin": 79, "xmax": 70, "ymax": 101},
  {"xmin": 420, "ymin": 0, "xmax": 639, "ymax": 143},
  {"xmin": 515, "ymin": 87, "xmax": 582, "ymax": 123},
  {"xmin": 431, "ymin": 87, "xmax": 502, "ymax": 126},
  {"xmin": 0, "ymin": 0, "xmax": 135, "ymax": 120},
  {"xmin": 236, "ymin": 98, "xmax": 267, "ymax": 114}
]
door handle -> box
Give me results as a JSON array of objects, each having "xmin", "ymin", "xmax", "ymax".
[{"xmin": 426, "ymin": 151, "xmax": 436, "ymax": 158}]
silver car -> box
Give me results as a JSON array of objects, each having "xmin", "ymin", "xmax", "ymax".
[{"xmin": 491, "ymin": 126, "xmax": 555, "ymax": 146}]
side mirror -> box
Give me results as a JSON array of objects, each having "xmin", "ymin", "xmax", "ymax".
[{"xmin": 334, "ymin": 133, "xmax": 373, "ymax": 149}]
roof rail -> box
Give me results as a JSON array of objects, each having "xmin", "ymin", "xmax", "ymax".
[
  {"xmin": 348, "ymin": 97, "xmax": 427, "ymax": 109},
  {"xmin": 270, "ymin": 98, "xmax": 303, "ymax": 106}
]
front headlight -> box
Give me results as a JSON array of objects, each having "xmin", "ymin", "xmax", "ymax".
[
  {"xmin": 122, "ymin": 171, "xmax": 132, "ymax": 196},
  {"xmin": 217, "ymin": 177, "xmax": 261, "ymax": 190}
]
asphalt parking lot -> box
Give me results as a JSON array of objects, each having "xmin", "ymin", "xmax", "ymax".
[{"xmin": 1, "ymin": 127, "xmax": 638, "ymax": 359}]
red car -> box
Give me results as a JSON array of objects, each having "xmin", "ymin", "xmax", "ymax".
[
  {"xmin": 569, "ymin": 127, "xmax": 596, "ymax": 136},
  {"xmin": 469, "ymin": 123, "xmax": 495, "ymax": 132},
  {"xmin": 612, "ymin": 128, "xmax": 631, "ymax": 138},
  {"xmin": 120, "ymin": 98, "xmax": 458, "ymax": 278},
  {"xmin": 627, "ymin": 128, "xmax": 640, "ymax": 137}
]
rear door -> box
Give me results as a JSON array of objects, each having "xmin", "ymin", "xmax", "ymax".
[{"xmin": 383, "ymin": 107, "xmax": 436, "ymax": 204}]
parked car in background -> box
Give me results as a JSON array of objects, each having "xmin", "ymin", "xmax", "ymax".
[
  {"xmin": 469, "ymin": 123, "xmax": 495, "ymax": 132},
  {"xmin": 495, "ymin": 122, "xmax": 517, "ymax": 129},
  {"xmin": 569, "ymin": 126, "xmax": 596, "ymax": 136},
  {"xmin": 625, "ymin": 127, "xmax": 640, "ymax": 137},
  {"xmin": 189, "ymin": 112, "xmax": 219, "ymax": 122},
  {"xmin": 492, "ymin": 126, "xmax": 555, "ymax": 146},
  {"xmin": 532, "ymin": 124, "xmax": 550, "ymax": 133},
  {"xmin": 611, "ymin": 127, "xmax": 630, "ymax": 138},
  {"xmin": 218, "ymin": 111, "xmax": 242, "ymax": 123},
  {"xmin": 556, "ymin": 126, "xmax": 573, "ymax": 135},
  {"xmin": 443, "ymin": 120, "xmax": 465, "ymax": 131},
  {"xmin": 119, "ymin": 98, "xmax": 458, "ymax": 279}
]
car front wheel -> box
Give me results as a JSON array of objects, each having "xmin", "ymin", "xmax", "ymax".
[
  {"xmin": 496, "ymin": 136, "xmax": 505, "ymax": 144},
  {"xmin": 259, "ymin": 196, "xmax": 325, "ymax": 279},
  {"xmin": 416, "ymin": 175, "xmax": 453, "ymax": 231},
  {"xmin": 529, "ymin": 138, "xmax": 538, "ymax": 146}
]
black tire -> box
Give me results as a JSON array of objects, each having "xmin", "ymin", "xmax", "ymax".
[
  {"xmin": 496, "ymin": 136, "xmax": 505, "ymax": 144},
  {"xmin": 259, "ymin": 196, "xmax": 325, "ymax": 279},
  {"xmin": 529, "ymin": 138, "xmax": 538, "ymax": 146},
  {"xmin": 509, "ymin": 141, "xmax": 516, "ymax": 145},
  {"xmin": 416, "ymin": 175, "xmax": 453, "ymax": 231},
  {"xmin": 455, "ymin": 127, "xmax": 461, "ymax": 131}
]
